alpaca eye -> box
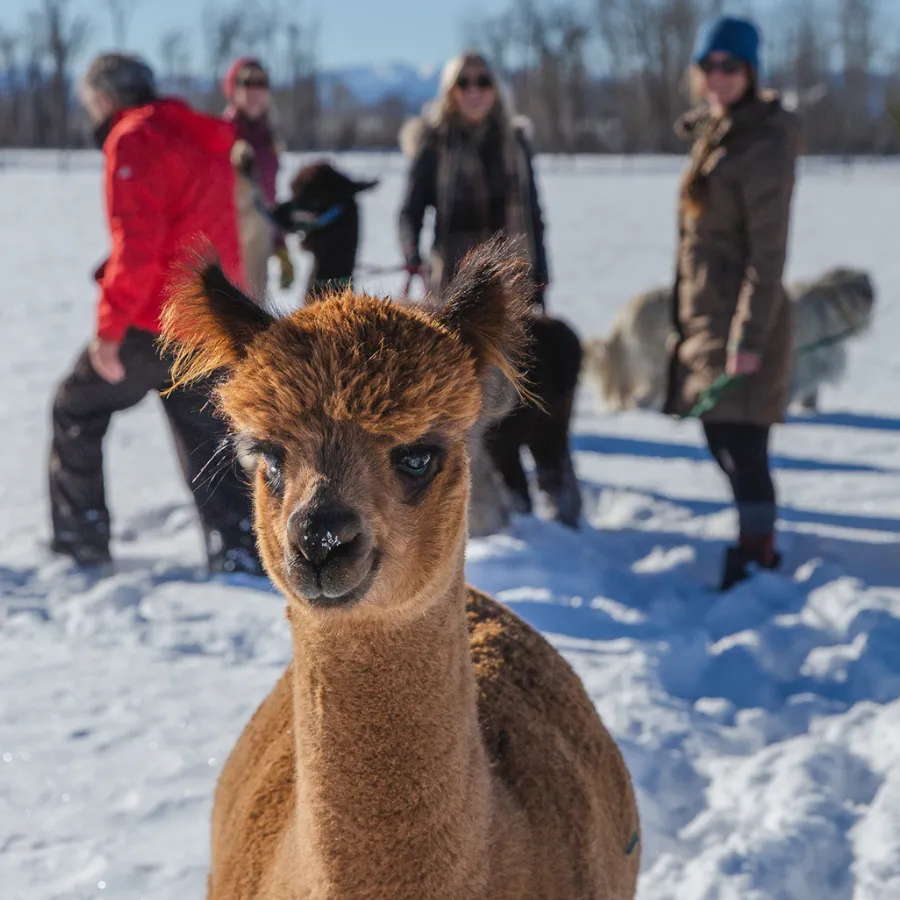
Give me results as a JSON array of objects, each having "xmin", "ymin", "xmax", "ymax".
[
  {"xmin": 397, "ymin": 450, "xmax": 432, "ymax": 477},
  {"xmin": 241, "ymin": 438, "xmax": 285, "ymax": 491}
]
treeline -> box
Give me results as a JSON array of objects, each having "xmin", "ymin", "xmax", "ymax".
[
  {"xmin": 466, "ymin": 0, "xmax": 900, "ymax": 154},
  {"xmin": 2, "ymin": 0, "xmax": 899, "ymax": 154}
]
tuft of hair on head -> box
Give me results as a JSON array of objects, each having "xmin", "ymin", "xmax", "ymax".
[
  {"xmin": 434, "ymin": 235, "xmax": 534, "ymax": 401},
  {"xmin": 160, "ymin": 250, "xmax": 275, "ymax": 389}
]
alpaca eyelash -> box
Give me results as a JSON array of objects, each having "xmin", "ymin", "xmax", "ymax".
[
  {"xmin": 392, "ymin": 443, "xmax": 445, "ymax": 479},
  {"xmin": 236, "ymin": 437, "xmax": 286, "ymax": 486}
]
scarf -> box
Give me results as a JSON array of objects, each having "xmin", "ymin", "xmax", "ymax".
[{"xmin": 433, "ymin": 113, "xmax": 536, "ymax": 289}]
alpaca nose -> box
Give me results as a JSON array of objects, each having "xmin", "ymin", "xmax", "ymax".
[{"xmin": 289, "ymin": 503, "xmax": 364, "ymax": 569}]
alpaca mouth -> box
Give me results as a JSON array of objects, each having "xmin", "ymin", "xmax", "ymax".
[{"xmin": 292, "ymin": 549, "xmax": 381, "ymax": 610}]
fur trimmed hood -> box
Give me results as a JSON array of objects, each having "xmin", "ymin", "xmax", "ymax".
[
  {"xmin": 675, "ymin": 90, "xmax": 793, "ymax": 142},
  {"xmin": 398, "ymin": 108, "xmax": 535, "ymax": 158}
]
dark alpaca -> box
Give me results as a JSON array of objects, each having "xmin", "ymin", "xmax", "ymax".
[
  {"xmin": 269, "ymin": 162, "xmax": 378, "ymax": 303},
  {"xmin": 485, "ymin": 315, "xmax": 583, "ymax": 528},
  {"xmin": 274, "ymin": 160, "xmax": 582, "ymax": 530}
]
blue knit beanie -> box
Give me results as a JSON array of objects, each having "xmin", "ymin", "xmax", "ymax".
[{"xmin": 694, "ymin": 16, "xmax": 761, "ymax": 72}]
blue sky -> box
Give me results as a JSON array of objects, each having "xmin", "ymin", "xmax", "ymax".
[
  {"xmin": 2, "ymin": 0, "xmax": 897, "ymax": 75},
  {"xmin": 1, "ymin": 0, "xmax": 516, "ymax": 72}
]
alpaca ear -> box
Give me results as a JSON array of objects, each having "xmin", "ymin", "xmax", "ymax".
[
  {"xmin": 437, "ymin": 236, "xmax": 534, "ymax": 399},
  {"xmin": 351, "ymin": 178, "xmax": 379, "ymax": 194},
  {"xmin": 160, "ymin": 255, "xmax": 275, "ymax": 388}
]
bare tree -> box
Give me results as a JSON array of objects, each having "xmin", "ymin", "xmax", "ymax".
[
  {"xmin": 41, "ymin": 0, "xmax": 93, "ymax": 148},
  {"xmin": 281, "ymin": 17, "xmax": 319, "ymax": 148},
  {"xmin": 103, "ymin": 0, "xmax": 139, "ymax": 48},
  {"xmin": 0, "ymin": 28, "xmax": 23, "ymax": 145},
  {"xmin": 244, "ymin": 0, "xmax": 282, "ymax": 78},
  {"xmin": 159, "ymin": 28, "xmax": 191, "ymax": 92},
  {"xmin": 837, "ymin": 0, "xmax": 879, "ymax": 151},
  {"xmin": 205, "ymin": 5, "xmax": 247, "ymax": 90},
  {"xmin": 595, "ymin": 0, "xmax": 725, "ymax": 150}
]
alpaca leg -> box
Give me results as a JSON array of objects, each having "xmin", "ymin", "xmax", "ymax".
[
  {"xmin": 467, "ymin": 436, "xmax": 512, "ymax": 537},
  {"xmin": 798, "ymin": 388, "xmax": 819, "ymax": 413},
  {"xmin": 528, "ymin": 388, "xmax": 582, "ymax": 528},
  {"xmin": 485, "ymin": 417, "xmax": 532, "ymax": 515}
]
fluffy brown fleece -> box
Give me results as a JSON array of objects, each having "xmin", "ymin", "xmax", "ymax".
[{"xmin": 161, "ymin": 237, "xmax": 640, "ymax": 900}]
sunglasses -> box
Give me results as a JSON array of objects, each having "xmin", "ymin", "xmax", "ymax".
[
  {"xmin": 456, "ymin": 74, "xmax": 494, "ymax": 91},
  {"xmin": 237, "ymin": 77, "xmax": 269, "ymax": 89},
  {"xmin": 699, "ymin": 57, "xmax": 743, "ymax": 75}
]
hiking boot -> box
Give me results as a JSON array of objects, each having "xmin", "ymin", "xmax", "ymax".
[
  {"xmin": 50, "ymin": 535, "xmax": 112, "ymax": 567},
  {"xmin": 719, "ymin": 543, "xmax": 782, "ymax": 591},
  {"xmin": 50, "ymin": 513, "xmax": 112, "ymax": 567}
]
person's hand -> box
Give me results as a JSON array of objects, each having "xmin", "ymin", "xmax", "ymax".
[
  {"xmin": 726, "ymin": 351, "xmax": 761, "ymax": 377},
  {"xmin": 274, "ymin": 246, "xmax": 294, "ymax": 290},
  {"xmin": 404, "ymin": 254, "xmax": 423, "ymax": 278},
  {"xmin": 89, "ymin": 338, "xmax": 125, "ymax": 384},
  {"xmin": 230, "ymin": 139, "xmax": 255, "ymax": 178}
]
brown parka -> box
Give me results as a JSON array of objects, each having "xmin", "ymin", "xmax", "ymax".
[{"xmin": 664, "ymin": 92, "xmax": 801, "ymax": 425}]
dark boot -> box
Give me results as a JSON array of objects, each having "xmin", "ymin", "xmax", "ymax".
[
  {"xmin": 50, "ymin": 511, "xmax": 112, "ymax": 567},
  {"xmin": 719, "ymin": 535, "xmax": 782, "ymax": 591}
]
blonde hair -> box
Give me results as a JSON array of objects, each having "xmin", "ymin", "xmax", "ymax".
[{"xmin": 428, "ymin": 52, "xmax": 515, "ymax": 128}]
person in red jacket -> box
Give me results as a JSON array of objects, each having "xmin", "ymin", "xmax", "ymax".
[{"xmin": 48, "ymin": 53, "xmax": 261, "ymax": 575}]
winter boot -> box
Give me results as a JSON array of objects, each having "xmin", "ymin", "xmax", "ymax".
[
  {"xmin": 719, "ymin": 534, "xmax": 782, "ymax": 591},
  {"xmin": 50, "ymin": 510, "xmax": 112, "ymax": 567}
]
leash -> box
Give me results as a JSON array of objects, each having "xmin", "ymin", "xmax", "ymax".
[
  {"xmin": 354, "ymin": 262, "xmax": 409, "ymax": 276},
  {"xmin": 684, "ymin": 322, "xmax": 869, "ymax": 419}
]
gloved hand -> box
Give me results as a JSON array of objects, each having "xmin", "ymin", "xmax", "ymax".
[
  {"xmin": 230, "ymin": 139, "xmax": 255, "ymax": 178},
  {"xmin": 274, "ymin": 245, "xmax": 295, "ymax": 290},
  {"xmin": 404, "ymin": 253, "xmax": 423, "ymax": 277}
]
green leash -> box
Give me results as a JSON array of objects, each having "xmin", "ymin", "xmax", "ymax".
[{"xmin": 684, "ymin": 322, "xmax": 867, "ymax": 419}]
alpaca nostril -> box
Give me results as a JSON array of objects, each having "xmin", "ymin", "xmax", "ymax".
[{"xmin": 290, "ymin": 504, "xmax": 364, "ymax": 569}]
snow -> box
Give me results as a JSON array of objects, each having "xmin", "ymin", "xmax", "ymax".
[{"xmin": 2, "ymin": 151, "xmax": 900, "ymax": 900}]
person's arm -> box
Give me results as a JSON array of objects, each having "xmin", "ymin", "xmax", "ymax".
[
  {"xmin": 518, "ymin": 130, "xmax": 549, "ymax": 294},
  {"xmin": 728, "ymin": 131, "xmax": 797, "ymax": 364},
  {"xmin": 96, "ymin": 130, "xmax": 168, "ymax": 343},
  {"xmin": 398, "ymin": 132, "xmax": 438, "ymax": 269}
]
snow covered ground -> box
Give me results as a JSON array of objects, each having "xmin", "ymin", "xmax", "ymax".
[{"xmin": 2, "ymin": 150, "xmax": 899, "ymax": 900}]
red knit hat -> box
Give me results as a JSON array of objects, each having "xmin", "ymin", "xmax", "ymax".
[{"xmin": 222, "ymin": 57, "xmax": 266, "ymax": 100}]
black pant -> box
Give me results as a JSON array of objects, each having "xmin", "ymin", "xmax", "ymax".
[
  {"xmin": 702, "ymin": 422, "xmax": 777, "ymax": 538},
  {"xmin": 49, "ymin": 329, "xmax": 254, "ymax": 560}
]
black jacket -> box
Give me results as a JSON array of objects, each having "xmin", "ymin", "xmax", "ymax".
[{"xmin": 399, "ymin": 120, "xmax": 549, "ymax": 290}]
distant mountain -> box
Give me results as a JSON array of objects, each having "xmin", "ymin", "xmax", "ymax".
[{"xmin": 318, "ymin": 62, "xmax": 441, "ymax": 110}]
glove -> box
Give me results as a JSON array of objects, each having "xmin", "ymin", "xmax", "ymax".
[
  {"xmin": 274, "ymin": 245, "xmax": 295, "ymax": 291},
  {"xmin": 230, "ymin": 139, "xmax": 255, "ymax": 178},
  {"xmin": 404, "ymin": 253, "xmax": 423, "ymax": 277}
]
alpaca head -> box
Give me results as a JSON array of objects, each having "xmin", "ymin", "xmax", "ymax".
[
  {"xmin": 162, "ymin": 238, "xmax": 532, "ymax": 620},
  {"xmin": 270, "ymin": 161, "xmax": 378, "ymax": 259}
]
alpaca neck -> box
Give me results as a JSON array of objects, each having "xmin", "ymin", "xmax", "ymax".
[
  {"xmin": 288, "ymin": 566, "xmax": 495, "ymax": 899},
  {"xmin": 307, "ymin": 218, "xmax": 358, "ymax": 288}
]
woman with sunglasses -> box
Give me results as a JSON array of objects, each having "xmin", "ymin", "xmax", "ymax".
[
  {"xmin": 399, "ymin": 52, "xmax": 549, "ymax": 304},
  {"xmin": 223, "ymin": 57, "xmax": 294, "ymax": 295},
  {"xmin": 664, "ymin": 17, "xmax": 801, "ymax": 590}
]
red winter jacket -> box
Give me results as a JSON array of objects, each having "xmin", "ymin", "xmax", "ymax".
[{"xmin": 96, "ymin": 98, "xmax": 244, "ymax": 342}]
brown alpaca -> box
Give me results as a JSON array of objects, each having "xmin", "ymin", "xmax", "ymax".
[{"xmin": 161, "ymin": 239, "xmax": 641, "ymax": 900}]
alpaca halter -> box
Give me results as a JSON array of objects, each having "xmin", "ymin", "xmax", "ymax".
[{"xmin": 262, "ymin": 197, "xmax": 346, "ymax": 236}]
